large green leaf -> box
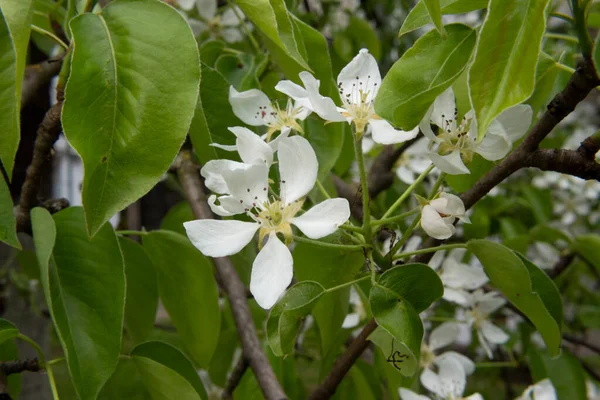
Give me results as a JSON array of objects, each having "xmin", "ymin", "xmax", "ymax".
[
  {"xmin": 119, "ymin": 237, "xmax": 158, "ymax": 345},
  {"xmin": 467, "ymin": 240, "xmax": 562, "ymax": 356},
  {"xmin": 375, "ymin": 24, "xmax": 476, "ymax": 130},
  {"xmin": 0, "ymin": 177, "xmax": 19, "ymax": 249},
  {"xmin": 571, "ymin": 234, "xmax": 600, "ymax": 273},
  {"xmin": 267, "ymin": 281, "xmax": 325, "ymax": 356},
  {"xmin": 62, "ymin": 0, "xmax": 200, "ymax": 236},
  {"xmin": 0, "ymin": 0, "xmax": 33, "ymax": 178},
  {"xmin": 423, "ymin": 0, "xmax": 446, "ymax": 38},
  {"xmin": 369, "ymin": 264, "xmax": 443, "ymax": 377},
  {"xmin": 399, "ymin": 0, "xmax": 487, "ymax": 37},
  {"xmin": 528, "ymin": 349, "xmax": 587, "ymax": 400},
  {"xmin": 33, "ymin": 207, "xmax": 125, "ymax": 400},
  {"xmin": 469, "ymin": 0, "xmax": 550, "ymax": 141},
  {"xmin": 142, "ymin": 231, "xmax": 220, "ymax": 368}
]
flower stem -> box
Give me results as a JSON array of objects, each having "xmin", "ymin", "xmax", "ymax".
[
  {"xmin": 371, "ymin": 209, "xmax": 419, "ymax": 227},
  {"xmin": 428, "ymin": 172, "xmax": 445, "ymax": 199},
  {"xmin": 380, "ymin": 164, "xmax": 434, "ymax": 220},
  {"xmin": 325, "ymin": 275, "xmax": 371, "ymax": 293},
  {"xmin": 544, "ymin": 32, "xmax": 579, "ymax": 44},
  {"xmin": 387, "ymin": 215, "xmax": 421, "ymax": 258},
  {"xmin": 353, "ymin": 135, "xmax": 372, "ymax": 245},
  {"xmin": 474, "ymin": 361, "xmax": 519, "ymax": 368},
  {"xmin": 315, "ymin": 179, "xmax": 332, "ymax": 199},
  {"xmin": 340, "ymin": 223, "xmax": 364, "ymax": 233},
  {"xmin": 31, "ymin": 25, "xmax": 69, "ymax": 50},
  {"xmin": 46, "ymin": 364, "xmax": 61, "ymax": 400},
  {"xmin": 292, "ymin": 235, "xmax": 366, "ymax": 251},
  {"xmin": 17, "ymin": 333, "xmax": 46, "ymax": 366},
  {"xmin": 116, "ymin": 230, "xmax": 149, "ymax": 236},
  {"xmin": 392, "ymin": 243, "xmax": 466, "ymax": 260}
]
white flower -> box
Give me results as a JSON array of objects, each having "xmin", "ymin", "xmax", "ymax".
[
  {"xmin": 279, "ymin": 49, "xmax": 419, "ymax": 143},
  {"xmin": 184, "ymin": 136, "xmax": 351, "ymax": 309},
  {"xmin": 394, "ymin": 137, "xmax": 435, "ymax": 184},
  {"xmin": 341, "ymin": 287, "xmax": 365, "ymax": 329},
  {"xmin": 429, "ymin": 248, "xmax": 489, "ymax": 306},
  {"xmin": 516, "ymin": 379, "xmax": 557, "ymax": 400},
  {"xmin": 229, "ymin": 86, "xmax": 312, "ymax": 141},
  {"xmin": 420, "ymin": 192, "xmax": 470, "ymax": 240},
  {"xmin": 399, "ymin": 356, "xmax": 483, "ymax": 400},
  {"xmin": 420, "ymin": 87, "xmax": 532, "ymax": 175},
  {"xmin": 465, "ymin": 290, "xmax": 509, "ymax": 359},
  {"xmin": 186, "ymin": 0, "xmax": 245, "ymax": 43}
]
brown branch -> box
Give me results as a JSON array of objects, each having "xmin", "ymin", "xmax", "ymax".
[
  {"xmin": 222, "ymin": 356, "xmax": 249, "ymax": 399},
  {"xmin": 177, "ymin": 151, "xmax": 287, "ymax": 400},
  {"xmin": 563, "ymin": 334, "xmax": 600, "ymax": 354},
  {"xmin": 21, "ymin": 61, "xmax": 62, "ymax": 108},
  {"xmin": 308, "ymin": 319, "xmax": 377, "ymax": 400},
  {"xmin": 547, "ymin": 253, "xmax": 576, "ymax": 279},
  {"xmin": 367, "ymin": 137, "xmax": 420, "ymax": 199},
  {"xmin": 0, "ymin": 358, "xmax": 41, "ymax": 398}
]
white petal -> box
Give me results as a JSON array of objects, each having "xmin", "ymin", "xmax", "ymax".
[
  {"xmin": 419, "ymin": 104, "xmax": 438, "ymax": 141},
  {"xmin": 229, "ymin": 86, "xmax": 274, "ymax": 126},
  {"xmin": 396, "ymin": 165, "xmax": 415, "ymax": 185},
  {"xmin": 420, "ymin": 367, "xmax": 444, "ymax": 398},
  {"xmin": 441, "ymin": 260, "xmax": 488, "ymax": 290},
  {"xmin": 436, "ymin": 357, "xmax": 466, "ymax": 398},
  {"xmin": 337, "ymin": 48, "xmax": 381, "ymax": 104},
  {"xmin": 477, "ymin": 328, "xmax": 494, "ymax": 359},
  {"xmin": 480, "ymin": 320, "xmax": 509, "ymax": 345},
  {"xmin": 428, "ymin": 150, "xmax": 470, "ymax": 175},
  {"xmin": 177, "ymin": 0, "xmax": 196, "ymax": 10},
  {"xmin": 222, "ymin": 164, "xmax": 269, "ymax": 209},
  {"xmin": 278, "ymin": 136, "xmax": 318, "ymax": 204},
  {"xmin": 488, "ymin": 104, "xmax": 532, "ymax": 143},
  {"xmin": 228, "ymin": 126, "xmax": 273, "ymax": 166},
  {"xmin": 210, "ymin": 143, "xmax": 238, "ymax": 152},
  {"xmin": 532, "ymin": 379, "xmax": 557, "ymax": 400},
  {"xmin": 299, "ymin": 72, "xmax": 346, "ymax": 122},
  {"xmin": 436, "ymin": 351, "xmax": 475, "ymax": 375},
  {"xmin": 399, "ymin": 388, "xmax": 431, "ymax": 400},
  {"xmin": 429, "ymin": 322, "xmax": 461, "ymax": 352},
  {"xmin": 184, "ymin": 219, "xmax": 258, "ymax": 257},
  {"xmin": 250, "ymin": 234, "xmax": 293, "ymax": 309},
  {"xmin": 370, "ymin": 119, "xmax": 420, "ymax": 145},
  {"xmin": 464, "ymin": 394, "xmax": 484, "ymax": 400},
  {"xmin": 438, "ymin": 193, "xmax": 466, "ymax": 216},
  {"xmin": 421, "ymin": 205, "xmax": 455, "ymax": 240},
  {"xmin": 431, "ymin": 87, "xmax": 457, "ymax": 132},
  {"xmin": 292, "ymin": 198, "xmax": 350, "ymax": 239},
  {"xmin": 267, "ymin": 126, "xmax": 292, "ymax": 150},
  {"xmin": 476, "ymin": 132, "xmax": 511, "ymax": 161},
  {"xmin": 221, "ymin": 27, "xmax": 244, "ymax": 43},
  {"xmin": 221, "ymin": 7, "xmax": 241, "ymax": 26},
  {"xmin": 342, "ymin": 313, "xmax": 360, "ymax": 329},
  {"xmin": 275, "ymin": 80, "xmax": 309, "ymax": 102},
  {"xmin": 362, "ymin": 136, "xmax": 376, "ymax": 153},
  {"xmin": 208, "ymin": 194, "xmax": 245, "ymax": 216},
  {"xmin": 200, "ymin": 159, "xmax": 250, "ymax": 194},
  {"xmin": 442, "ymin": 288, "xmax": 471, "ymax": 306},
  {"xmin": 196, "ymin": 0, "xmax": 217, "ymax": 20},
  {"xmin": 477, "ymin": 295, "xmax": 506, "ymax": 315}
]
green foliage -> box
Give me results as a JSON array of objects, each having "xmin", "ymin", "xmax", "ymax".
[
  {"xmin": 375, "ymin": 24, "xmax": 476, "ymax": 130},
  {"xmin": 62, "ymin": 0, "xmax": 200, "ymax": 236},
  {"xmin": 571, "ymin": 234, "xmax": 600, "ymax": 273},
  {"xmin": 528, "ymin": 349, "xmax": 587, "ymax": 400},
  {"xmin": 0, "ymin": 177, "xmax": 19, "ymax": 249},
  {"xmin": 423, "ymin": 0, "xmax": 446, "ymax": 38},
  {"xmin": 399, "ymin": 0, "xmax": 487, "ymax": 37}
]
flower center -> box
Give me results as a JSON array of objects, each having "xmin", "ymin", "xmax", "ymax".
[
  {"xmin": 265, "ymin": 100, "xmax": 304, "ymax": 141},
  {"xmin": 338, "ymin": 76, "xmax": 379, "ymax": 135},
  {"xmin": 420, "ymin": 343, "xmax": 436, "ymax": 369},
  {"xmin": 436, "ymin": 114, "xmax": 476, "ymax": 163},
  {"xmin": 254, "ymin": 199, "xmax": 303, "ymax": 246}
]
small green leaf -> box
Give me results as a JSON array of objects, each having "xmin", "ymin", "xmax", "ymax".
[
  {"xmin": 199, "ymin": 40, "xmax": 226, "ymax": 67},
  {"xmin": 267, "ymin": 281, "xmax": 325, "ymax": 356},
  {"xmin": 423, "ymin": 0, "xmax": 446, "ymax": 38},
  {"xmin": 571, "ymin": 234, "xmax": 600, "ymax": 273},
  {"xmin": 528, "ymin": 349, "xmax": 587, "ymax": 400},
  {"xmin": 0, "ymin": 0, "xmax": 33, "ymax": 178},
  {"xmin": 0, "ymin": 177, "xmax": 19, "ymax": 249},
  {"xmin": 142, "ymin": 231, "xmax": 220, "ymax": 368},
  {"xmin": 577, "ymin": 305, "xmax": 600, "ymax": 329},
  {"xmin": 527, "ymin": 52, "xmax": 561, "ymax": 112},
  {"xmin": 0, "ymin": 319, "xmax": 18, "ymax": 345},
  {"xmin": 133, "ymin": 357, "xmax": 203, "ymax": 400},
  {"xmin": 375, "ymin": 24, "xmax": 476, "ymax": 130},
  {"xmin": 119, "ymin": 237, "xmax": 158, "ymax": 345},
  {"xmin": 215, "ymin": 53, "xmax": 260, "ymax": 91},
  {"xmin": 469, "ymin": 0, "xmax": 550, "ymax": 141},
  {"xmin": 399, "ymin": 0, "xmax": 487, "ymax": 37},
  {"xmin": 31, "ymin": 0, "xmax": 67, "ymax": 55},
  {"xmin": 468, "ymin": 240, "xmax": 562, "ymax": 356},
  {"xmin": 62, "ymin": 0, "xmax": 201, "ymax": 236},
  {"xmin": 529, "ymin": 224, "xmax": 572, "ymax": 245},
  {"xmin": 33, "ymin": 207, "xmax": 125, "ymax": 400}
]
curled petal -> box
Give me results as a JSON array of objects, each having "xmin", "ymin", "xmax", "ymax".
[
  {"xmin": 278, "ymin": 136, "xmax": 318, "ymax": 204},
  {"xmin": 228, "ymin": 126, "xmax": 274, "ymax": 166},
  {"xmin": 369, "ymin": 119, "xmax": 420, "ymax": 145},
  {"xmin": 436, "ymin": 351, "xmax": 475, "ymax": 375},
  {"xmin": 399, "ymin": 388, "xmax": 430, "ymax": 400},
  {"xmin": 421, "ymin": 205, "xmax": 455, "ymax": 240},
  {"xmin": 201, "ymin": 159, "xmax": 251, "ymax": 194},
  {"xmin": 184, "ymin": 219, "xmax": 258, "ymax": 257},
  {"xmin": 299, "ymin": 72, "xmax": 346, "ymax": 122},
  {"xmin": 476, "ymin": 132, "xmax": 511, "ymax": 161},
  {"xmin": 229, "ymin": 86, "xmax": 274, "ymax": 126},
  {"xmin": 208, "ymin": 194, "xmax": 245, "ymax": 216},
  {"xmin": 250, "ymin": 233, "xmax": 293, "ymax": 309},
  {"xmin": 337, "ymin": 48, "xmax": 381, "ymax": 104},
  {"xmin": 428, "ymin": 149, "xmax": 470, "ymax": 175},
  {"xmin": 210, "ymin": 143, "xmax": 237, "ymax": 152},
  {"xmin": 292, "ymin": 198, "xmax": 350, "ymax": 239},
  {"xmin": 438, "ymin": 193, "xmax": 466, "ymax": 216}
]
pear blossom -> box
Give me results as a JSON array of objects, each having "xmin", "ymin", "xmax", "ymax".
[
  {"xmin": 428, "ymin": 249, "xmax": 489, "ymax": 306},
  {"xmin": 420, "ymin": 87, "xmax": 532, "ymax": 175},
  {"xmin": 184, "ymin": 136, "xmax": 351, "ymax": 309},
  {"xmin": 419, "ymin": 192, "xmax": 470, "ymax": 240},
  {"xmin": 184, "ymin": 0, "xmax": 245, "ymax": 43},
  {"xmin": 399, "ymin": 356, "xmax": 483, "ymax": 400},
  {"xmin": 516, "ymin": 379, "xmax": 557, "ymax": 400},
  {"xmin": 229, "ymin": 86, "xmax": 312, "ymax": 141},
  {"xmin": 341, "ymin": 287, "xmax": 366, "ymax": 329},
  {"xmin": 465, "ymin": 290, "xmax": 509, "ymax": 358},
  {"xmin": 394, "ymin": 137, "xmax": 435, "ymax": 184},
  {"xmin": 278, "ymin": 49, "xmax": 419, "ymax": 144}
]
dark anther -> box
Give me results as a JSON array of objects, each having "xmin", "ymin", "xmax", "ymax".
[{"xmin": 247, "ymin": 188, "xmax": 250, "ymax": 192}]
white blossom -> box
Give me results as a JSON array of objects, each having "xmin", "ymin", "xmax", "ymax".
[
  {"xmin": 185, "ymin": 0, "xmax": 246, "ymax": 43},
  {"xmin": 465, "ymin": 290, "xmax": 509, "ymax": 358},
  {"xmin": 516, "ymin": 379, "xmax": 557, "ymax": 400},
  {"xmin": 420, "ymin": 192, "xmax": 470, "ymax": 240}
]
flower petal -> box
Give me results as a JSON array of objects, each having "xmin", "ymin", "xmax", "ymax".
[
  {"xmin": 420, "ymin": 367, "xmax": 444, "ymax": 398},
  {"xmin": 250, "ymin": 233, "xmax": 293, "ymax": 309},
  {"xmin": 228, "ymin": 126, "xmax": 274, "ymax": 166},
  {"xmin": 419, "ymin": 104, "xmax": 438, "ymax": 141},
  {"xmin": 299, "ymin": 72, "xmax": 346, "ymax": 122},
  {"xmin": 222, "ymin": 163, "xmax": 270, "ymax": 209},
  {"xmin": 431, "ymin": 87, "xmax": 457, "ymax": 132},
  {"xmin": 209, "ymin": 143, "xmax": 238, "ymax": 152},
  {"xmin": 421, "ymin": 205, "xmax": 455, "ymax": 240},
  {"xmin": 201, "ymin": 159, "xmax": 250, "ymax": 194},
  {"xmin": 488, "ymin": 104, "xmax": 533, "ymax": 143},
  {"xmin": 292, "ymin": 198, "xmax": 350, "ymax": 239},
  {"xmin": 441, "ymin": 259, "xmax": 488, "ymax": 290},
  {"xmin": 428, "ymin": 149, "xmax": 470, "ymax": 175},
  {"xmin": 438, "ymin": 192, "xmax": 466, "ymax": 216},
  {"xmin": 221, "ymin": 6, "xmax": 241, "ymax": 26},
  {"xmin": 278, "ymin": 136, "xmax": 318, "ymax": 204},
  {"xmin": 177, "ymin": 0, "xmax": 197, "ymax": 11},
  {"xmin": 437, "ymin": 351, "xmax": 475, "ymax": 375},
  {"xmin": 480, "ymin": 320, "xmax": 509, "ymax": 345},
  {"xmin": 267, "ymin": 126, "xmax": 291, "ymax": 151},
  {"xmin": 370, "ymin": 119, "xmax": 420, "ymax": 145},
  {"xmin": 476, "ymin": 132, "xmax": 511, "ymax": 161},
  {"xmin": 229, "ymin": 86, "xmax": 274, "ymax": 126},
  {"xmin": 184, "ymin": 219, "xmax": 258, "ymax": 257},
  {"xmin": 532, "ymin": 379, "xmax": 557, "ymax": 400},
  {"xmin": 341, "ymin": 313, "xmax": 360, "ymax": 329},
  {"xmin": 443, "ymin": 287, "xmax": 471, "ymax": 306},
  {"xmin": 337, "ymin": 48, "xmax": 381, "ymax": 104},
  {"xmin": 195, "ymin": 0, "xmax": 216, "ymax": 19},
  {"xmin": 399, "ymin": 388, "xmax": 431, "ymax": 400},
  {"xmin": 436, "ymin": 356, "xmax": 467, "ymax": 398},
  {"xmin": 208, "ymin": 194, "xmax": 245, "ymax": 216},
  {"xmin": 429, "ymin": 322, "xmax": 461, "ymax": 352}
]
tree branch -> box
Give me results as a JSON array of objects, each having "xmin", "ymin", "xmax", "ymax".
[
  {"xmin": 0, "ymin": 359, "xmax": 41, "ymax": 398},
  {"xmin": 21, "ymin": 61, "xmax": 62, "ymax": 108},
  {"xmin": 222, "ymin": 356, "xmax": 249, "ymax": 399},
  {"xmin": 176, "ymin": 151, "xmax": 287, "ymax": 400}
]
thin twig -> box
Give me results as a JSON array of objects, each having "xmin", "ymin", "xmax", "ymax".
[{"xmin": 222, "ymin": 356, "xmax": 249, "ymax": 399}]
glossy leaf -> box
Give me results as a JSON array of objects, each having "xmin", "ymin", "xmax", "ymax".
[
  {"xmin": 160, "ymin": 202, "xmax": 194, "ymax": 236},
  {"xmin": 62, "ymin": 0, "xmax": 201, "ymax": 236},
  {"xmin": 267, "ymin": 281, "xmax": 325, "ymax": 356},
  {"xmin": 119, "ymin": 237, "xmax": 158, "ymax": 345},
  {"xmin": 571, "ymin": 234, "xmax": 600, "ymax": 273},
  {"xmin": 0, "ymin": 0, "xmax": 33, "ymax": 177},
  {"xmin": 528, "ymin": 349, "xmax": 587, "ymax": 400},
  {"xmin": 468, "ymin": 240, "xmax": 562, "ymax": 356},
  {"xmin": 375, "ymin": 24, "xmax": 476, "ymax": 130},
  {"xmin": 469, "ymin": 0, "xmax": 550, "ymax": 141},
  {"xmin": 133, "ymin": 357, "xmax": 202, "ymax": 400},
  {"xmin": 423, "ymin": 0, "xmax": 446, "ymax": 38},
  {"xmin": 33, "ymin": 207, "xmax": 125, "ymax": 400},
  {"xmin": 0, "ymin": 177, "xmax": 19, "ymax": 249},
  {"xmin": 399, "ymin": 0, "xmax": 487, "ymax": 37},
  {"xmin": 142, "ymin": 231, "xmax": 220, "ymax": 368},
  {"xmin": 527, "ymin": 52, "xmax": 561, "ymax": 112}
]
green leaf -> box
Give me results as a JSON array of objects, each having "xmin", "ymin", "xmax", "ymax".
[
  {"xmin": 160, "ymin": 201, "xmax": 194, "ymax": 236},
  {"xmin": 131, "ymin": 341, "xmax": 207, "ymax": 400},
  {"xmin": 577, "ymin": 305, "xmax": 600, "ymax": 329},
  {"xmin": 0, "ymin": 319, "xmax": 18, "ymax": 345},
  {"xmin": 345, "ymin": 16, "xmax": 382, "ymax": 61},
  {"xmin": 0, "ymin": 0, "xmax": 33, "ymax": 177},
  {"xmin": 267, "ymin": 281, "xmax": 325, "ymax": 356},
  {"xmin": 215, "ymin": 53, "xmax": 260, "ymax": 91},
  {"xmin": 527, "ymin": 52, "xmax": 561, "ymax": 112},
  {"xmin": 119, "ymin": 237, "xmax": 158, "ymax": 345},
  {"xmin": 142, "ymin": 231, "xmax": 220, "ymax": 368},
  {"xmin": 62, "ymin": 0, "xmax": 200, "ymax": 236},
  {"xmin": 0, "ymin": 177, "xmax": 19, "ymax": 249},
  {"xmin": 199, "ymin": 40, "xmax": 226, "ymax": 67},
  {"xmin": 375, "ymin": 24, "xmax": 476, "ymax": 130},
  {"xmin": 235, "ymin": 0, "xmax": 309, "ymax": 69},
  {"xmin": 469, "ymin": 0, "xmax": 550, "ymax": 141},
  {"xmin": 423, "ymin": 0, "xmax": 446, "ymax": 38},
  {"xmin": 31, "ymin": 0, "xmax": 67, "ymax": 55},
  {"xmin": 369, "ymin": 264, "xmax": 443, "ymax": 376},
  {"xmin": 133, "ymin": 357, "xmax": 203, "ymax": 400},
  {"xmin": 467, "ymin": 240, "xmax": 562, "ymax": 356},
  {"xmin": 528, "ymin": 349, "xmax": 587, "ymax": 400},
  {"xmin": 529, "ymin": 224, "xmax": 571, "ymax": 245},
  {"xmin": 571, "ymin": 234, "xmax": 600, "ymax": 273},
  {"xmin": 33, "ymin": 207, "xmax": 125, "ymax": 400},
  {"xmin": 399, "ymin": 0, "xmax": 487, "ymax": 37}
]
